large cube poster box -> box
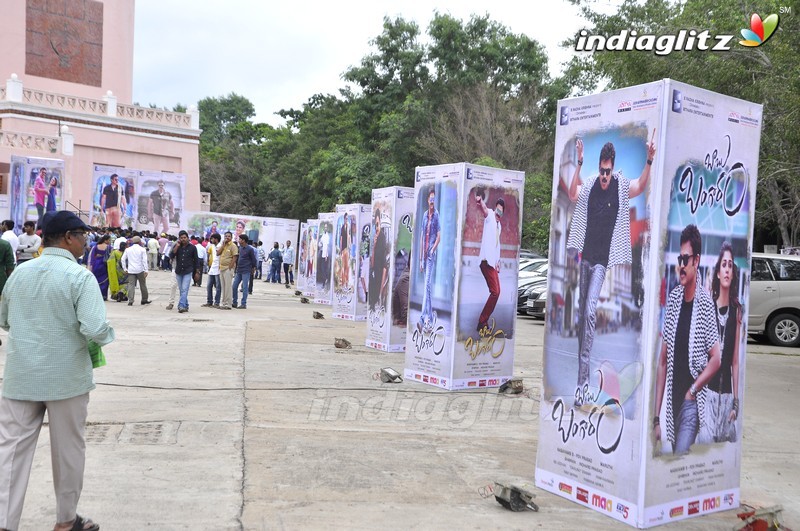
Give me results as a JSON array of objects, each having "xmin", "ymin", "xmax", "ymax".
[
  {"xmin": 315, "ymin": 212, "xmax": 336, "ymax": 305},
  {"xmin": 333, "ymin": 204, "xmax": 370, "ymax": 320},
  {"xmin": 297, "ymin": 222, "xmax": 309, "ymax": 293},
  {"xmin": 535, "ymin": 80, "xmax": 761, "ymax": 528},
  {"xmin": 303, "ymin": 219, "xmax": 319, "ymax": 297},
  {"xmin": 261, "ymin": 218, "xmax": 300, "ymax": 258},
  {"xmin": 366, "ymin": 186, "xmax": 415, "ymax": 352},
  {"xmin": 404, "ymin": 164, "xmax": 525, "ymax": 390}
]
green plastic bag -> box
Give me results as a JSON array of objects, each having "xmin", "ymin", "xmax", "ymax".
[{"xmin": 88, "ymin": 341, "xmax": 106, "ymax": 369}]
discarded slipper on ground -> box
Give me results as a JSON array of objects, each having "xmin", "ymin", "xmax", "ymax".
[
  {"xmin": 70, "ymin": 514, "xmax": 100, "ymax": 531},
  {"xmin": 313, "ymin": 311, "xmax": 324, "ymax": 319},
  {"xmin": 334, "ymin": 337, "xmax": 351, "ymax": 349}
]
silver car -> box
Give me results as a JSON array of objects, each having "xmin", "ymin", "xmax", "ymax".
[{"xmin": 749, "ymin": 253, "xmax": 800, "ymax": 347}]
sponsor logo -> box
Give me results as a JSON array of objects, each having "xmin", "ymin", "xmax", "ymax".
[
  {"xmin": 540, "ymin": 477, "xmax": 555, "ymax": 488},
  {"xmin": 688, "ymin": 501, "xmax": 700, "ymax": 515},
  {"xmin": 702, "ymin": 496, "xmax": 721, "ymax": 512},
  {"xmin": 728, "ymin": 111, "xmax": 740, "ymax": 123},
  {"xmin": 441, "ymin": 379, "xmax": 446, "ymax": 386},
  {"xmin": 559, "ymin": 482, "xmax": 572, "ymax": 495},
  {"xmin": 430, "ymin": 377, "xmax": 438, "ymax": 384},
  {"xmin": 478, "ymin": 380, "xmax": 487, "ymax": 387},
  {"xmin": 740, "ymin": 13, "xmax": 780, "ymax": 47},
  {"xmin": 724, "ymin": 493, "xmax": 735, "ymax": 506},
  {"xmin": 423, "ymin": 375, "xmax": 429, "ymax": 383},
  {"xmin": 648, "ymin": 510, "xmax": 665, "ymax": 523},
  {"xmin": 488, "ymin": 379, "xmax": 498, "ymax": 386},
  {"xmin": 670, "ymin": 506, "xmax": 684, "ymax": 518},
  {"xmin": 560, "ymin": 106, "xmax": 570, "ymax": 126},
  {"xmin": 414, "ymin": 374, "xmax": 422, "ymax": 380},
  {"xmin": 618, "ymin": 101, "xmax": 632, "ymax": 113},
  {"xmin": 577, "ymin": 488, "xmax": 589, "ymax": 503},
  {"xmin": 672, "ymin": 89, "xmax": 683, "ymax": 113},
  {"xmin": 592, "ymin": 494, "xmax": 613, "ymax": 512},
  {"xmin": 467, "ymin": 381, "xmax": 477, "ymax": 387},
  {"xmin": 616, "ymin": 502, "xmax": 629, "ymax": 520}
]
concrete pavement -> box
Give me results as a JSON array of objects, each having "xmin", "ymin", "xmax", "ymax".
[{"xmin": 0, "ymin": 270, "xmax": 797, "ymax": 530}]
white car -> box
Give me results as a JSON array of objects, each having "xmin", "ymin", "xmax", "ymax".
[{"xmin": 749, "ymin": 252, "xmax": 800, "ymax": 347}]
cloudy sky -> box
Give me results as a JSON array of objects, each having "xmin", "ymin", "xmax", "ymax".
[{"xmin": 132, "ymin": 0, "xmax": 588, "ymax": 126}]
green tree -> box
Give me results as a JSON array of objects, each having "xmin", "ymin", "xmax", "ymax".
[
  {"xmin": 427, "ymin": 13, "xmax": 550, "ymax": 95},
  {"xmin": 198, "ymin": 93, "xmax": 256, "ymax": 151}
]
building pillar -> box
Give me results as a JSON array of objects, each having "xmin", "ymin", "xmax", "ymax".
[
  {"xmin": 6, "ymin": 73, "xmax": 23, "ymax": 102},
  {"xmin": 103, "ymin": 90, "xmax": 118, "ymax": 117},
  {"xmin": 189, "ymin": 105, "xmax": 200, "ymax": 129},
  {"xmin": 60, "ymin": 125, "xmax": 74, "ymax": 156}
]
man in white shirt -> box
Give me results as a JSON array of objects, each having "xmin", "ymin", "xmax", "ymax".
[
  {"xmin": 194, "ymin": 237, "xmax": 207, "ymax": 287},
  {"xmin": 202, "ymin": 233, "xmax": 222, "ymax": 307},
  {"xmin": 146, "ymin": 234, "xmax": 160, "ymax": 270},
  {"xmin": 113, "ymin": 235, "xmax": 127, "ymax": 251},
  {"xmin": 282, "ymin": 240, "xmax": 296, "ymax": 286},
  {"xmin": 16, "ymin": 221, "xmax": 41, "ymax": 264},
  {"xmin": 121, "ymin": 236, "xmax": 151, "ymax": 306},
  {"xmin": 319, "ymin": 227, "xmax": 331, "ymax": 289},
  {"xmin": 475, "ymin": 194, "xmax": 504, "ymax": 332},
  {"xmin": 1, "ymin": 220, "xmax": 20, "ymax": 263}
]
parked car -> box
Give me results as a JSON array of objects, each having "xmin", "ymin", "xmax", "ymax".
[
  {"xmin": 525, "ymin": 283, "xmax": 548, "ymax": 320},
  {"xmin": 517, "ymin": 276, "xmax": 547, "ymax": 315},
  {"xmin": 519, "ymin": 259, "xmax": 548, "ymax": 281},
  {"xmin": 749, "ymin": 252, "xmax": 800, "ymax": 347},
  {"xmin": 520, "ymin": 248, "xmax": 544, "ymax": 260}
]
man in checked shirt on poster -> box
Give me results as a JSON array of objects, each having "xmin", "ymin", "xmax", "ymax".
[
  {"xmin": 0, "ymin": 210, "xmax": 115, "ymax": 531},
  {"xmin": 567, "ymin": 136, "xmax": 655, "ymax": 406}
]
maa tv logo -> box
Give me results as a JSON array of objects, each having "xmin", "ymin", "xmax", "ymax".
[{"xmin": 575, "ymin": 13, "xmax": 781, "ymax": 55}]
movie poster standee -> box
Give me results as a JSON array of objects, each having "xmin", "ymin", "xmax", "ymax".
[
  {"xmin": 365, "ymin": 187, "xmax": 415, "ymax": 351},
  {"xmin": 332, "ymin": 204, "xmax": 370, "ymax": 321},
  {"xmin": 315, "ymin": 212, "xmax": 336, "ymax": 305},
  {"xmin": 297, "ymin": 222, "xmax": 309, "ymax": 293},
  {"xmin": 403, "ymin": 164, "xmax": 524, "ymax": 390},
  {"xmin": 534, "ymin": 79, "xmax": 761, "ymax": 528},
  {"xmin": 303, "ymin": 219, "xmax": 319, "ymax": 297}
]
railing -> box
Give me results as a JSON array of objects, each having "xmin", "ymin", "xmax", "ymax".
[
  {"xmin": 116, "ymin": 103, "xmax": 193, "ymax": 128},
  {"xmin": 22, "ymin": 88, "xmax": 108, "ymax": 116},
  {"xmin": 0, "ymin": 130, "xmax": 59, "ymax": 153},
  {"xmin": 65, "ymin": 200, "xmax": 91, "ymax": 222},
  {"xmin": 3, "ymin": 81, "xmax": 197, "ymax": 131}
]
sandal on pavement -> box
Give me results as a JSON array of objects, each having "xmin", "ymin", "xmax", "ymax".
[{"xmin": 58, "ymin": 514, "xmax": 99, "ymax": 531}]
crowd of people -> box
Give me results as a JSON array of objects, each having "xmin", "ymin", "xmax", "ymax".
[{"xmin": 0, "ymin": 220, "xmax": 299, "ymax": 313}]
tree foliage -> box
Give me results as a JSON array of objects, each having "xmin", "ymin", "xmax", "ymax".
[
  {"xmin": 198, "ymin": 93, "xmax": 256, "ymax": 150},
  {"xmin": 194, "ymin": 13, "xmax": 560, "ymax": 252}
]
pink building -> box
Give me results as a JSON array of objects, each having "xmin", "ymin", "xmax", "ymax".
[{"xmin": 0, "ymin": 0, "xmax": 200, "ymax": 223}]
